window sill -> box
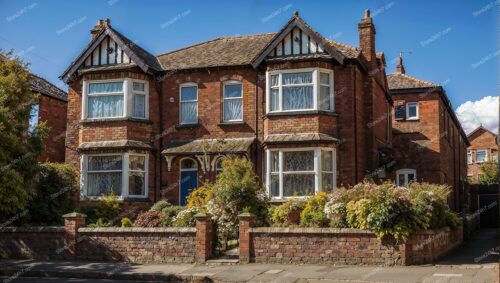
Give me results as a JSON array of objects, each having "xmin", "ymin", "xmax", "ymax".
[
  {"xmin": 176, "ymin": 123, "xmax": 200, "ymax": 129},
  {"xmin": 405, "ymin": 118, "xmax": 420, "ymax": 121},
  {"xmin": 265, "ymin": 110, "xmax": 339, "ymax": 118},
  {"xmin": 218, "ymin": 121, "xmax": 245, "ymax": 126},
  {"xmin": 80, "ymin": 117, "xmax": 152, "ymax": 124}
]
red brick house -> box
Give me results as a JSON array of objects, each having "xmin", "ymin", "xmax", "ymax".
[
  {"xmin": 387, "ymin": 56, "xmax": 469, "ymax": 211},
  {"xmin": 30, "ymin": 74, "xmax": 68, "ymax": 162},
  {"xmin": 60, "ymin": 12, "xmax": 394, "ymax": 207},
  {"xmin": 466, "ymin": 125, "xmax": 498, "ymax": 183}
]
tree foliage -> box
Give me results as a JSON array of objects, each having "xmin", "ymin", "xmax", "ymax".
[
  {"xmin": 479, "ymin": 161, "xmax": 498, "ymax": 185},
  {"xmin": 0, "ymin": 50, "xmax": 47, "ymax": 223}
]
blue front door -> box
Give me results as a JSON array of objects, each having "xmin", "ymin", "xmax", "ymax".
[{"xmin": 180, "ymin": 170, "xmax": 198, "ymax": 206}]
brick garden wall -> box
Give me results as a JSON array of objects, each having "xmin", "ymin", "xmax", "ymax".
[
  {"xmin": 0, "ymin": 227, "xmax": 65, "ymax": 260},
  {"xmin": 77, "ymin": 227, "xmax": 197, "ymax": 263}
]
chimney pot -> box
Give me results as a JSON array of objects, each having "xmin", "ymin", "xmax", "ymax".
[
  {"xmin": 294, "ymin": 10, "xmax": 299, "ymax": 17},
  {"xmin": 396, "ymin": 52, "xmax": 406, "ymax": 74},
  {"xmin": 364, "ymin": 9, "xmax": 371, "ymax": 19}
]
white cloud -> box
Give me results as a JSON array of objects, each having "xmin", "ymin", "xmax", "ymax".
[{"xmin": 456, "ymin": 96, "xmax": 499, "ymax": 134}]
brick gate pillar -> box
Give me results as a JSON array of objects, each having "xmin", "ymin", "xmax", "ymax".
[
  {"xmin": 238, "ymin": 212, "xmax": 255, "ymax": 263},
  {"xmin": 195, "ymin": 213, "xmax": 213, "ymax": 263},
  {"xmin": 62, "ymin": 212, "xmax": 86, "ymax": 260}
]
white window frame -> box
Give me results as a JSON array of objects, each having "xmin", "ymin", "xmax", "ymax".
[
  {"xmin": 265, "ymin": 147, "xmax": 337, "ymax": 200},
  {"xmin": 406, "ymin": 102, "xmax": 419, "ymax": 120},
  {"xmin": 82, "ymin": 78, "xmax": 149, "ymax": 120},
  {"xmin": 179, "ymin": 82, "xmax": 198, "ymax": 125},
  {"xmin": 131, "ymin": 80, "xmax": 149, "ymax": 119},
  {"xmin": 266, "ymin": 68, "xmax": 334, "ymax": 113},
  {"xmin": 222, "ymin": 81, "xmax": 243, "ymax": 122},
  {"xmin": 467, "ymin": 150, "xmax": 472, "ymax": 165},
  {"xmin": 476, "ymin": 149, "xmax": 488, "ymax": 163},
  {"xmin": 396, "ymin": 168, "xmax": 417, "ymax": 187},
  {"xmin": 80, "ymin": 152, "xmax": 149, "ymax": 200}
]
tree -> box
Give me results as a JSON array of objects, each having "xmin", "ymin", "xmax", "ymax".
[
  {"xmin": 0, "ymin": 50, "xmax": 47, "ymax": 223},
  {"xmin": 479, "ymin": 161, "xmax": 498, "ymax": 185}
]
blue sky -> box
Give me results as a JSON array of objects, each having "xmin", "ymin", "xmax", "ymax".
[{"xmin": 0, "ymin": 0, "xmax": 498, "ymax": 131}]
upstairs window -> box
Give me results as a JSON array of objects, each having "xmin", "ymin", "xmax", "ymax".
[
  {"xmin": 180, "ymin": 84, "xmax": 198, "ymax": 125},
  {"xmin": 267, "ymin": 68, "xmax": 333, "ymax": 113},
  {"xmin": 476, "ymin": 149, "xmax": 487, "ymax": 163},
  {"xmin": 83, "ymin": 79, "xmax": 148, "ymax": 120},
  {"xmin": 406, "ymin": 102, "xmax": 419, "ymax": 120},
  {"xmin": 223, "ymin": 82, "xmax": 243, "ymax": 122},
  {"xmin": 467, "ymin": 151, "xmax": 472, "ymax": 165},
  {"xmin": 396, "ymin": 168, "xmax": 416, "ymax": 186},
  {"xmin": 88, "ymin": 82, "xmax": 124, "ymax": 118}
]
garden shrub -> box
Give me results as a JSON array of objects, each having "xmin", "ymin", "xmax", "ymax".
[
  {"xmin": 149, "ymin": 200, "xmax": 171, "ymax": 212},
  {"xmin": 87, "ymin": 218, "xmax": 114, "ymax": 228},
  {"xmin": 269, "ymin": 199, "xmax": 305, "ymax": 227},
  {"xmin": 202, "ymin": 157, "xmax": 269, "ymax": 242},
  {"xmin": 187, "ymin": 183, "xmax": 214, "ymax": 208},
  {"xmin": 161, "ymin": 205, "xmax": 184, "ymax": 218},
  {"xmin": 23, "ymin": 162, "xmax": 77, "ymax": 226},
  {"xmin": 134, "ymin": 211, "xmax": 166, "ymax": 227},
  {"xmin": 300, "ymin": 192, "xmax": 329, "ymax": 227},
  {"xmin": 121, "ymin": 217, "xmax": 133, "ymax": 227},
  {"xmin": 172, "ymin": 207, "xmax": 202, "ymax": 227},
  {"xmin": 93, "ymin": 192, "xmax": 121, "ymax": 226}
]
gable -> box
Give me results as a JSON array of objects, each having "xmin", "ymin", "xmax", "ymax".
[
  {"xmin": 83, "ymin": 35, "xmax": 133, "ymax": 67},
  {"xmin": 267, "ymin": 26, "xmax": 324, "ymax": 58},
  {"xmin": 251, "ymin": 14, "xmax": 345, "ymax": 68}
]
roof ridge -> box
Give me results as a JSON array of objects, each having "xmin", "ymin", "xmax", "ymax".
[
  {"xmin": 156, "ymin": 33, "xmax": 276, "ymax": 57},
  {"xmin": 326, "ymin": 38, "xmax": 359, "ymax": 51}
]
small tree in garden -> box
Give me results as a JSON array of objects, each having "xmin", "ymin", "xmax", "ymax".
[
  {"xmin": 200, "ymin": 157, "xmax": 268, "ymax": 248},
  {"xmin": 0, "ymin": 50, "xmax": 48, "ymax": 223},
  {"xmin": 479, "ymin": 161, "xmax": 498, "ymax": 185}
]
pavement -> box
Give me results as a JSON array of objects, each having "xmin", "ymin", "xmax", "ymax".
[{"xmin": 0, "ymin": 229, "xmax": 498, "ymax": 283}]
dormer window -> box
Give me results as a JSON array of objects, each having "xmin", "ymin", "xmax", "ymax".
[
  {"xmin": 82, "ymin": 78, "xmax": 149, "ymax": 120},
  {"xmin": 266, "ymin": 68, "xmax": 334, "ymax": 113}
]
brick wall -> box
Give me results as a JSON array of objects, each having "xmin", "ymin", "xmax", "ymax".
[
  {"xmin": 38, "ymin": 95, "xmax": 67, "ymax": 163},
  {"xmin": 0, "ymin": 227, "xmax": 65, "ymax": 260},
  {"xmin": 77, "ymin": 227, "xmax": 197, "ymax": 263},
  {"xmin": 238, "ymin": 214, "xmax": 463, "ymax": 265}
]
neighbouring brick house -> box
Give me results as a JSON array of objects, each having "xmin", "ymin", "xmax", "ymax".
[
  {"xmin": 30, "ymin": 74, "xmax": 68, "ymax": 162},
  {"xmin": 60, "ymin": 12, "xmax": 394, "ymax": 208},
  {"xmin": 466, "ymin": 125, "xmax": 498, "ymax": 183},
  {"xmin": 387, "ymin": 56, "xmax": 469, "ymax": 212}
]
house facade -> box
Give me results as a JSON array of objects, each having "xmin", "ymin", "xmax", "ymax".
[
  {"xmin": 61, "ymin": 12, "xmax": 394, "ymax": 207},
  {"xmin": 466, "ymin": 125, "xmax": 498, "ymax": 183},
  {"xmin": 30, "ymin": 74, "xmax": 68, "ymax": 163},
  {"xmin": 387, "ymin": 56, "xmax": 469, "ymax": 212}
]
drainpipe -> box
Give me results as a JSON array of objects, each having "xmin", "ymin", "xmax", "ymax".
[
  {"xmin": 254, "ymin": 69, "xmax": 259, "ymax": 177},
  {"xmin": 353, "ymin": 66, "xmax": 359, "ymax": 183},
  {"xmin": 156, "ymin": 77, "xmax": 164, "ymax": 203}
]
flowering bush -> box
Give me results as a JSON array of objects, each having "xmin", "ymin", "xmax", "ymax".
[
  {"xmin": 149, "ymin": 200, "xmax": 172, "ymax": 212},
  {"xmin": 172, "ymin": 207, "xmax": 202, "ymax": 227},
  {"xmin": 202, "ymin": 157, "xmax": 269, "ymax": 241},
  {"xmin": 269, "ymin": 199, "xmax": 305, "ymax": 227},
  {"xmin": 300, "ymin": 192, "xmax": 329, "ymax": 227},
  {"xmin": 133, "ymin": 211, "xmax": 166, "ymax": 227},
  {"xmin": 323, "ymin": 181, "xmax": 459, "ymax": 242},
  {"xmin": 187, "ymin": 183, "xmax": 214, "ymax": 208}
]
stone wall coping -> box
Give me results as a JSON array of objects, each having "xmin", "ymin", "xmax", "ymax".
[
  {"xmin": 250, "ymin": 227, "xmax": 375, "ymax": 234},
  {"xmin": 78, "ymin": 227, "xmax": 196, "ymax": 233},
  {"xmin": 0, "ymin": 226, "xmax": 65, "ymax": 233}
]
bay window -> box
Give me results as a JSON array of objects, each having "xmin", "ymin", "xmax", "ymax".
[
  {"xmin": 266, "ymin": 148, "xmax": 336, "ymax": 199},
  {"xmin": 223, "ymin": 82, "xmax": 243, "ymax": 122},
  {"xmin": 82, "ymin": 153, "xmax": 148, "ymax": 199},
  {"xmin": 180, "ymin": 83, "xmax": 198, "ymax": 124},
  {"xmin": 267, "ymin": 68, "xmax": 334, "ymax": 113},
  {"xmin": 82, "ymin": 79, "xmax": 149, "ymax": 120}
]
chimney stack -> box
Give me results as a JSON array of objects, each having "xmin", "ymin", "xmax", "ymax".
[
  {"xmin": 90, "ymin": 19, "xmax": 110, "ymax": 40},
  {"xmin": 358, "ymin": 9, "xmax": 377, "ymax": 67},
  {"xmin": 396, "ymin": 52, "xmax": 405, "ymax": 74}
]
